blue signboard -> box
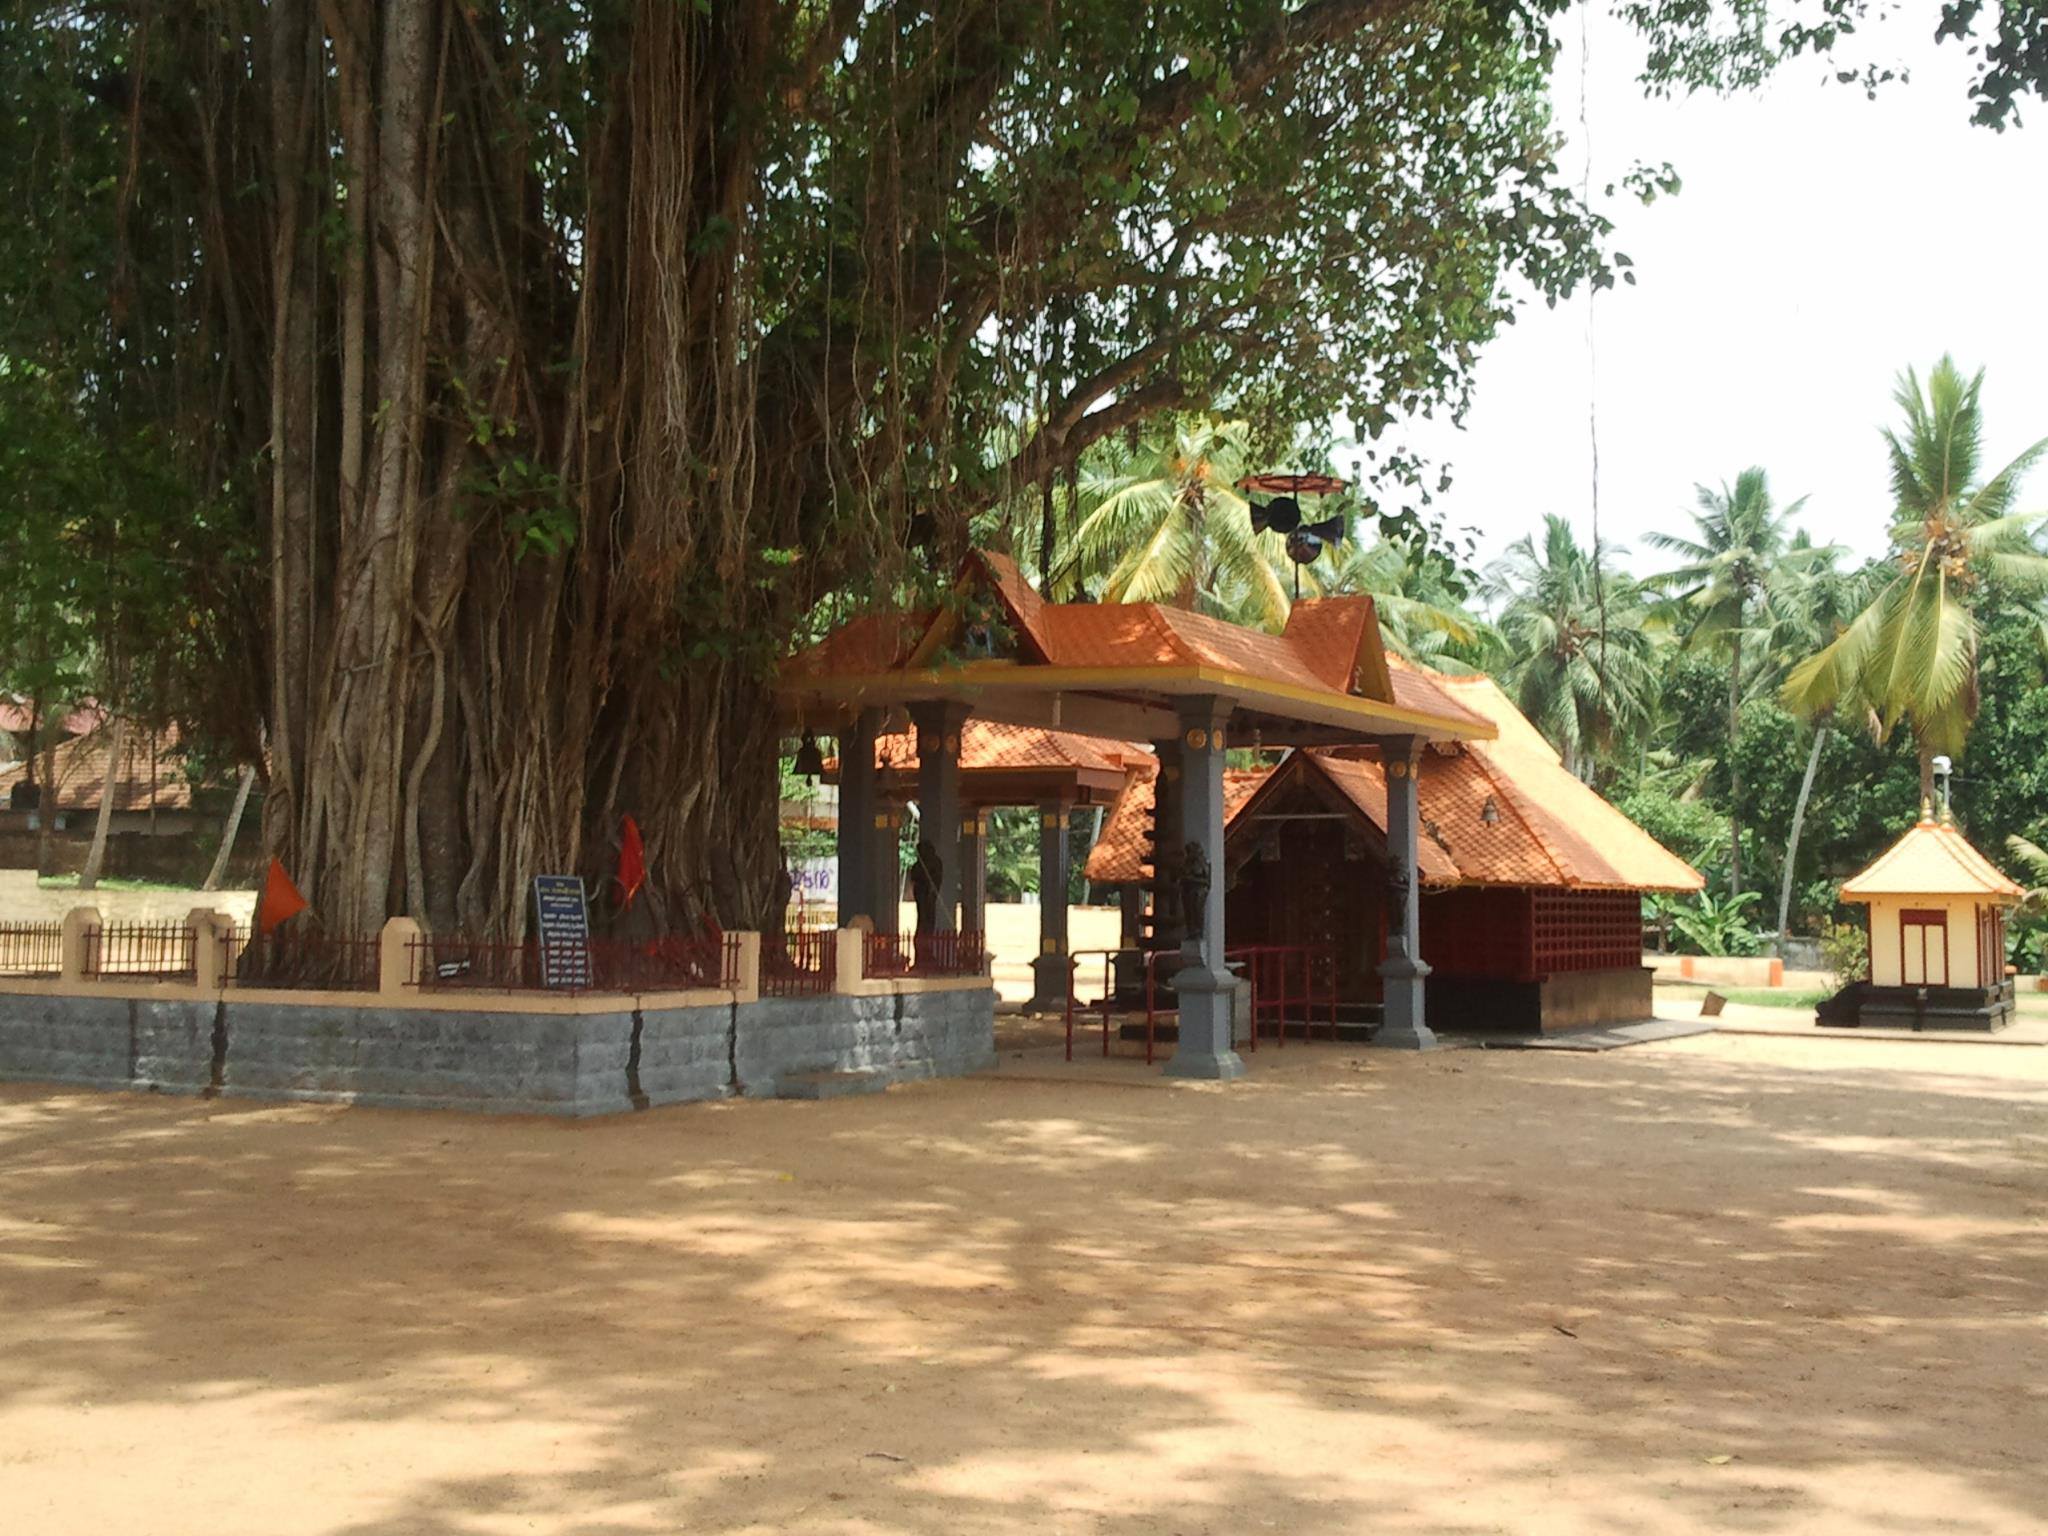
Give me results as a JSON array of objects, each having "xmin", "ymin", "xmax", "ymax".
[{"xmin": 531, "ymin": 874, "xmax": 592, "ymax": 990}]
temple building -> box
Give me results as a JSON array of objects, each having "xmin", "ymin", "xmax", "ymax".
[
  {"xmin": 1085, "ymin": 670, "xmax": 1702, "ymax": 1033},
  {"xmin": 782, "ymin": 549, "xmax": 1494, "ymax": 1073},
  {"xmin": 1822, "ymin": 806, "xmax": 2023, "ymax": 1031}
]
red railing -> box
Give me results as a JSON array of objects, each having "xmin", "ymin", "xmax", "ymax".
[
  {"xmin": 762, "ymin": 927, "xmax": 837, "ymax": 997},
  {"xmin": 1063, "ymin": 947, "xmax": 1183, "ymax": 1064},
  {"xmin": 228, "ymin": 927, "xmax": 381, "ymax": 991},
  {"xmin": 863, "ymin": 929, "xmax": 987, "ymax": 978},
  {"xmin": 408, "ymin": 933, "xmax": 741, "ymax": 994},
  {"xmin": 0, "ymin": 921, "xmax": 63, "ymax": 978},
  {"xmin": 83, "ymin": 922, "xmax": 196, "ymax": 980},
  {"xmin": 1227, "ymin": 944, "xmax": 1338, "ymax": 1048}
]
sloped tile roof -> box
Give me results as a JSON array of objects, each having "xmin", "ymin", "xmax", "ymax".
[
  {"xmin": 782, "ymin": 550, "xmax": 1490, "ymax": 738},
  {"xmin": 1083, "ymin": 668, "xmax": 1702, "ymax": 893},
  {"xmin": 1084, "ymin": 760, "xmax": 1266, "ymax": 883},
  {"xmin": 1840, "ymin": 815, "xmax": 2025, "ymax": 903}
]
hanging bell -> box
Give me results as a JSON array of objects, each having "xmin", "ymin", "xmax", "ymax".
[{"xmin": 792, "ymin": 729, "xmax": 825, "ymax": 780}]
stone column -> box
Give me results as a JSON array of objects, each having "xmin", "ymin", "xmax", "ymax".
[
  {"xmin": 1164, "ymin": 697, "xmax": 1245, "ymax": 1080},
  {"xmin": 958, "ymin": 811, "xmax": 988, "ymax": 937},
  {"xmin": 1028, "ymin": 799, "xmax": 1072, "ymax": 1011},
  {"xmin": 910, "ymin": 701, "xmax": 970, "ymax": 932},
  {"xmin": 835, "ymin": 710, "xmax": 879, "ymax": 926},
  {"xmin": 1378, "ymin": 734, "xmax": 1437, "ymax": 1049},
  {"xmin": 872, "ymin": 805, "xmax": 904, "ymax": 937}
]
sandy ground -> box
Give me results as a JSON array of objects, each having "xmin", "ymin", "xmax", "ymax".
[
  {"xmin": 0, "ymin": 869, "xmax": 259, "ymax": 926},
  {"xmin": 2, "ymin": 1028, "xmax": 2044, "ymax": 1535}
]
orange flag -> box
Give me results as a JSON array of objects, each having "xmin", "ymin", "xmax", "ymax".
[
  {"xmin": 616, "ymin": 815, "xmax": 647, "ymax": 910},
  {"xmin": 257, "ymin": 858, "xmax": 309, "ymax": 936}
]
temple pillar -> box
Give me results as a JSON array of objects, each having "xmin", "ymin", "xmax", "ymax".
[
  {"xmin": 910, "ymin": 701, "xmax": 970, "ymax": 931},
  {"xmin": 958, "ymin": 810, "xmax": 988, "ymax": 937},
  {"xmin": 1115, "ymin": 881, "xmax": 1144, "ymax": 997},
  {"xmin": 835, "ymin": 709, "xmax": 879, "ymax": 926},
  {"xmin": 872, "ymin": 805, "xmax": 904, "ymax": 937},
  {"xmin": 1164, "ymin": 696, "xmax": 1245, "ymax": 1080},
  {"xmin": 1028, "ymin": 799, "xmax": 1073, "ymax": 1011},
  {"xmin": 1378, "ymin": 734, "xmax": 1437, "ymax": 1049}
]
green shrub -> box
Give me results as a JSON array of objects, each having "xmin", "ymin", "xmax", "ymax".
[{"xmin": 1818, "ymin": 919, "xmax": 1868, "ymax": 987}]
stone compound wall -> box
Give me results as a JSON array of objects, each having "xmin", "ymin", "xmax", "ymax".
[{"xmin": 0, "ymin": 985, "xmax": 997, "ymax": 1116}]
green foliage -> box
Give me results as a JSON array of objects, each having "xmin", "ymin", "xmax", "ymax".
[
  {"xmin": 1818, "ymin": 919, "xmax": 1869, "ymax": 987},
  {"xmin": 1618, "ymin": 788, "xmax": 1728, "ymax": 886},
  {"xmin": 1782, "ymin": 358, "xmax": 2048, "ymax": 770},
  {"xmin": 1666, "ymin": 889, "xmax": 1764, "ymax": 957},
  {"xmin": 1490, "ymin": 515, "xmax": 1660, "ymax": 780}
]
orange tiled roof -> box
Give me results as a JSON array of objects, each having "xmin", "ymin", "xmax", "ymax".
[
  {"xmin": 783, "ymin": 550, "xmax": 1491, "ymax": 739},
  {"xmin": 1083, "ymin": 669, "xmax": 1701, "ymax": 893},
  {"xmin": 1840, "ymin": 815, "xmax": 2024, "ymax": 903}
]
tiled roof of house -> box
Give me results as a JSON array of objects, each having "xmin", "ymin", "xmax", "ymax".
[
  {"xmin": 0, "ymin": 722, "xmax": 199, "ymax": 812},
  {"xmin": 1083, "ymin": 670, "xmax": 1702, "ymax": 893},
  {"xmin": 1839, "ymin": 814, "xmax": 2025, "ymax": 903}
]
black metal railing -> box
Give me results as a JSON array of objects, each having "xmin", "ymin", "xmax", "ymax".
[
  {"xmin": 762, "ymin": 927, "xmax": 836, "ymax": 997},
  {"xmin": 862, "ymin": 929, "xmax": 986, "ymax": 979},
  {"xmin": 83, "ymin": 922, "xmax": 196, "ymax": 980},
  {"xmin": 0, "ymin": 921, "xmax": 64, "ymax": 978},
  {"xmin": 227, "ymin": 927, "xmax": 382, "ymax": 992}
]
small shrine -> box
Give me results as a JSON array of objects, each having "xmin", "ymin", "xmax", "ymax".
[{"xmin": 1822, "ymin": 803, "xmax": 2024, "ymax": 1031}]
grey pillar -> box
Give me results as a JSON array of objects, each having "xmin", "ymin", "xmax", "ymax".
[
  {"xmin": 872, "ymin": 805, "xmax": 903, "ymax": 937},
  {"xmin": 1028, "ymin": 799, "xmax": 1073, "ymax": 1011},
  {"xmin": 1164, "ymin": 697, "xmax": 1245, "ymax": 1080},
  {"xmin": 1115, "ymin": 881, "xmax": 1144, "ymax": 996},
  {"xmin": 1378, "ymin": 735, "xmax": 1437, "ymax": 1049},
  {"xmin": 910, "ymin": 701, "xmax": 969, "ymax": 932},
  {"xmin": 835, "ymin": 710, "xmax": 879, "ymax": 926},
  {"xmin": 958, "ymin": 811, "xmax": 987, "ymax": 937}
]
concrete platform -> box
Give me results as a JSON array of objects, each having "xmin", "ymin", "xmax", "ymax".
[{"xmin": 1473, "ymin": 1018, "xmax": 1719, "ymax": 1052}]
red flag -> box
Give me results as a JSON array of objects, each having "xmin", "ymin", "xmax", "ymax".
[
  {"xmin": 616, "ymin": 815, "xmax": 647, "ymax": 910},
  {"xmin": 257, "ymin": 859, "xmax": 309, "ymax": 936}
]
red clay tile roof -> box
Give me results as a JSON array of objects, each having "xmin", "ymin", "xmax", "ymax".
[
  {"xmin": 782, "ymin": 550, "xmax": 1490, "ymax": 738},
  {"xmin": 1840, "ymin": 815, "xmax": 2024, "ymax": 903},
  {"xmin": 1083, "ymin": 670, "xmax": 1701, "ymax": 893}
]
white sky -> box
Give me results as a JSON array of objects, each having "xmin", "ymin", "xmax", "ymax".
[{"xmin": 1367, "ymin": 7, "xmax": 2048, "ymax": 573}]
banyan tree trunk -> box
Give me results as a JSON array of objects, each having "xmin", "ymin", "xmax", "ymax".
[{"xmin": 259, "ymin": 0, "xmax": 795, "ymax": 940}]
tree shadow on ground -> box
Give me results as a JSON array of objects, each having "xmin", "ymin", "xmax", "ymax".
[{"xmin": 0, "ymin": 1036, "xmax": 2043, "ymax": 1534}]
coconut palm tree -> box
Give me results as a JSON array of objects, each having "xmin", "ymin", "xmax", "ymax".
[
  {"xmin": 1765, "ymin": 542, "xmax": 1878, "ymax": 941},
  {"xmin": 1055, "ymin": 418, "xmax": 1294, "ymax": 629},
  {"xmin": 1318, "ymin": 536, "xmax": 1499, "ymax": 673},
  {"xmin": 1648, "ymin": 468, "xmax": 1829, "ymax": 895},
  {"xmin": 1490, "ymin": 514, "xmax": 1659, "ymax": 780},
  {"xmin": 1783, "ymin": 358, "xmax": 2048, "ymax": 800}
]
